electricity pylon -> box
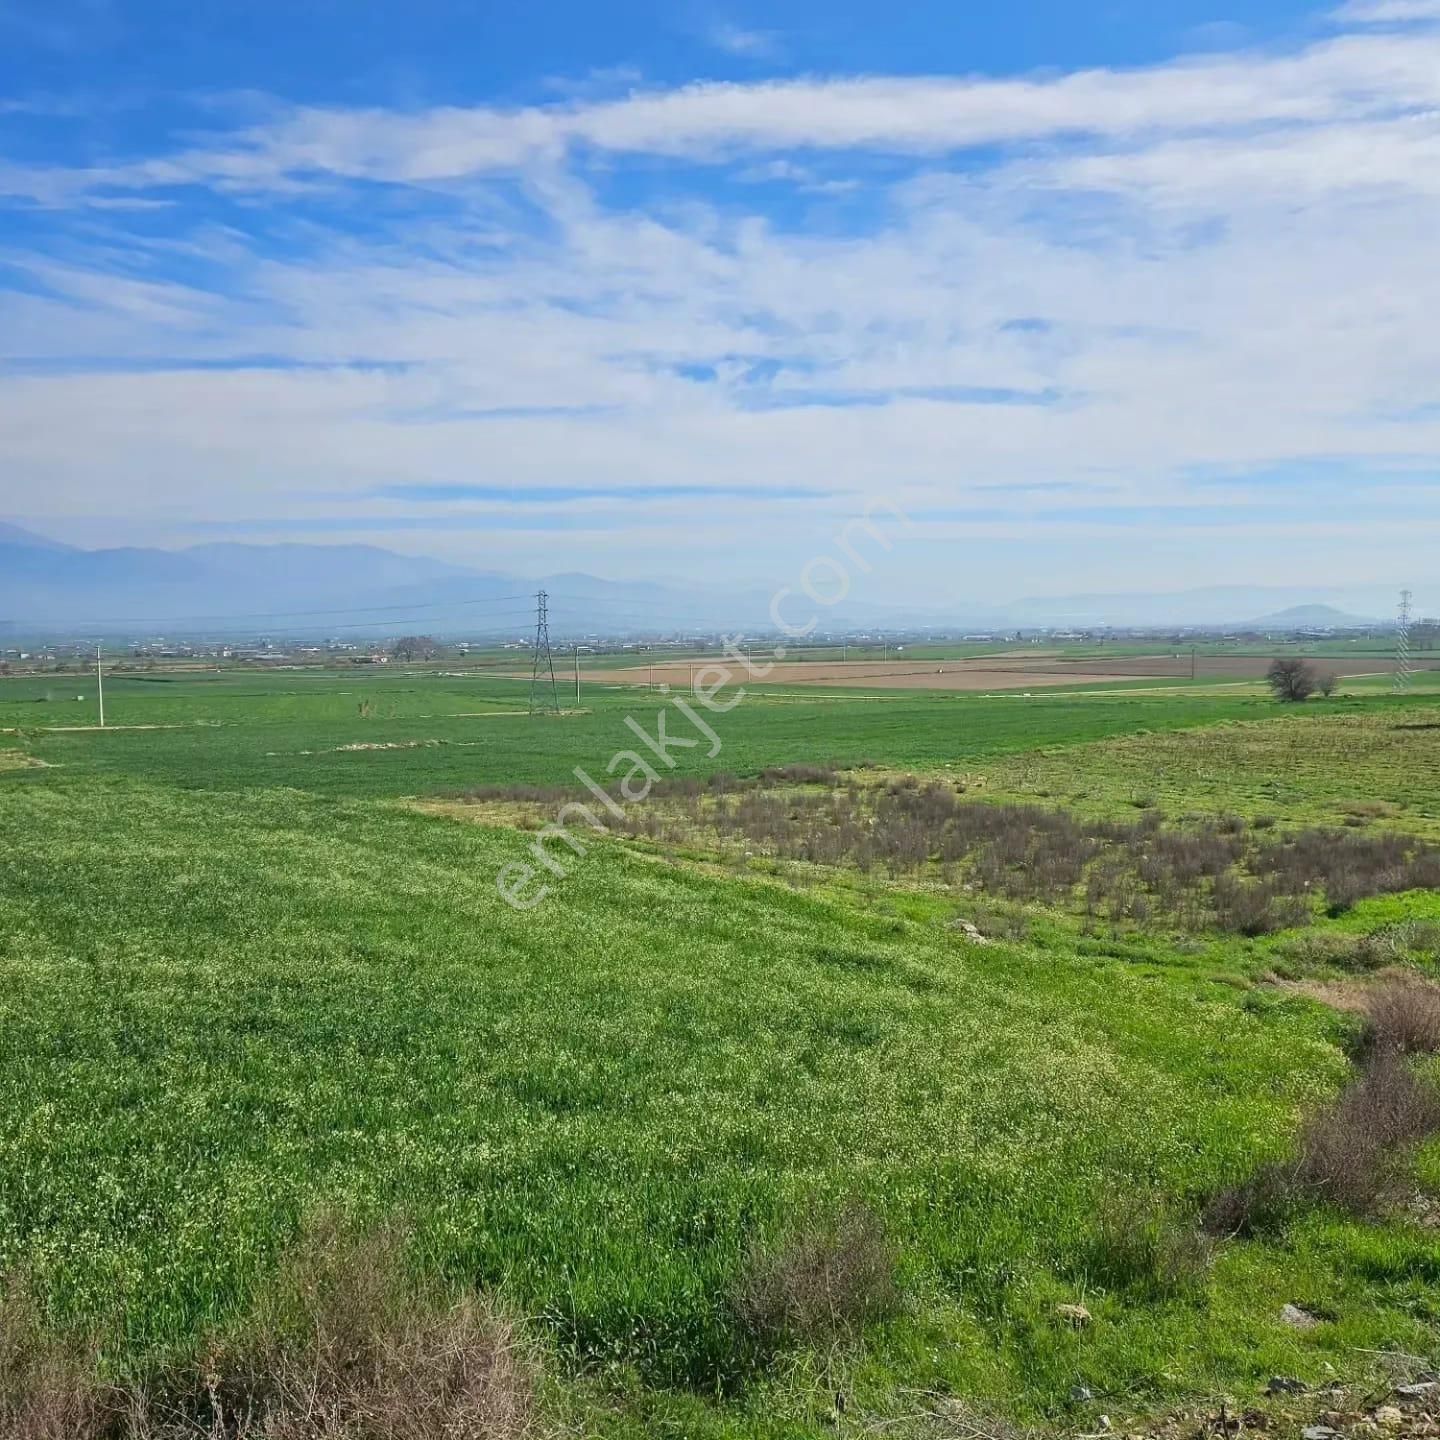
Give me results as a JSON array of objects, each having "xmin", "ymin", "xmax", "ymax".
[{"xmin": 529, "ymin": 589, "xmax": 560, "ymax": 714}]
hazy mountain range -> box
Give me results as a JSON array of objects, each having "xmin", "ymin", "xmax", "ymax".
[{"xmin": 0, "ymin": 523, "xmax": 1403, "ymax": 637}]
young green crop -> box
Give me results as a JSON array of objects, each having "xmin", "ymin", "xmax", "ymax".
[{"xmin": 2, "ymin": 674, "xmax": 1439, "ymax": 1436}]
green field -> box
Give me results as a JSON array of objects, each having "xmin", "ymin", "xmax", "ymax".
[{"xmin": 2, "ymin": 668, "xmax": 1439, "ymax": 1437}]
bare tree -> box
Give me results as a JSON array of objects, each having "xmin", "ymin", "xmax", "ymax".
[
  {"xmin": 390, "ymin": 635, "xmax": 442, "ymax": 662},
  {"xmin": 1267, "ymin": 657, "xmax": 1317, "ymax": 703},
  {"xmin": 1316, "ymin": 669, "xmax": 1339, "ymax": 698}
]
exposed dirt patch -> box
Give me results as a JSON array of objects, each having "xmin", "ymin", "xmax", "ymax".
[
  {"xmin": 0, "ymin": 749, "xmax": 48, "ymax": 770},
  {"xmin": 1270, "ymin": 973, "xmax": 1401, "ymax": 1013},
  {"xmin": 579, "ymin": 654, "xmax": 1440, "ymax": 694},
  {"xmin": 591, "ymin": 660, "xmax": 1159, "ymax": 692}
]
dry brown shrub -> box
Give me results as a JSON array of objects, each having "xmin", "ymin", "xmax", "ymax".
[
  {"xmin": 1200, "ymin": 1161, "xmax": 1295, "ymax": 1239},
  {"xmin": 733, "ymin": 1202, "xmax": 899, "ymax": 1343},
  {"xmin": 1204, "ymin": 1047, "xmax": 1440, "ymax": 1230},
  {"xmin": 1296, "ymin": 1047, "xmax": 1440, "ymax": 1216},
  {"xmin": 185, "ymin": 1215, "xmax": 535, "ymax": 1440},
  {"xmin": 1212, "ymin": 874, "xmax": 1310, "ymax": 937},
  {"xmin": 0, "ymin": 1276, "xmax": 112, "ymax": 1440},
  {"xmin": 140, "ymin": 1215, "xmax": 540, "ymax": 1440},
  {"xmin": 1366, "ymin": 974, "xmax": 1440, "ymax": 1056}
]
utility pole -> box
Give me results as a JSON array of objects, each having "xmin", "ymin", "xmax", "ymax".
[
  {"xmin": 528, "ymin": 590, "xmax": 560, "ymax": 714},
  {"xmin": 96, "ymin": 641, "xmax": 105, "ymax": 728},
  {"xmin": 574, "ymin": 644, "xmax": 580, "ymax": 707},
  {"xmin": 1395, "ymin": 589, "xmax": 1414, "ymax": 695}
]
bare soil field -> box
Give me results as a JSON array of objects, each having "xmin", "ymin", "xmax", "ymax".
[{"xmin": 585, "ymin": 654, "xmax": 1440, "ymax": 693}]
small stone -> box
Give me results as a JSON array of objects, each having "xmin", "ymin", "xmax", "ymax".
[
  {"xmin": 1056, "ymin": 1302, "xmax": 1092, "ymax": 1326},
  {"xmin": 1374, "ymin": 1407, "xmax": 1403, "ymax": 1428},
  {"xmin": 1281, "ymin": 1303, "xmax": 1321, "ymax": 1330},
  {"xmin": 1269, "ymin": 1377, "xmax": 1308, "ymax": 1395},
  {"xmin": 1070, "ymin": 1385, "xmax": 1095, "ymax": 1404},
  {"xmin": 1396, "ymin": 1382, "xmax": 1438, "ymax": 1399},
  {"xmin": 949, "ymin": 917, "xmax": 993, "ymax": 945},
  {"xmin": 1302, "ymin": 1428, "xmax": 1340, "ymax": 1440}
]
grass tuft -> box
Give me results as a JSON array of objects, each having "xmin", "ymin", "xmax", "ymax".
[
  {"xmin": 733, "ymin": 1202, "xmax": 899, "ymax": 1345},
  {"xmin": 1079, "ymin": 1195, "xmax": 1214, "ymax": 1299}
]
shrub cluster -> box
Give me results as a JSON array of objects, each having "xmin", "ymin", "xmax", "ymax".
[
  {"xmin": 0, "ymin": 1217, "xmax": 540, "ymax": 1440},
  {"xmin": 1204, "ymin": 1043, "xmax": 1440, "ymax": 1234},
  {"xmin": 1280, "ymin": 919, "xmax": 1440, "ymax": 973},
  {"xmin": 732, "ymin": 1202, "xmax": 898, "ymax": 1344},
  {"xmin": 489, "ymin": 768, "xmax": 1440, "ymax": 935}
]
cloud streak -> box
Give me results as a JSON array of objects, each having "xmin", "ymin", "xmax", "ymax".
[
  {"xmin": 3, "ymin": 5, "xmax": 1440, "ymax": 594},
  {"xmin": 4, "ymin": 27, "xmax": 1439, "ymax": 200}
]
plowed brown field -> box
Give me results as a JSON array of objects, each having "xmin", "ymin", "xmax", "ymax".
[{"xmin": 584, "ymin": 654, "xmax": 1440, "ymax": 692}]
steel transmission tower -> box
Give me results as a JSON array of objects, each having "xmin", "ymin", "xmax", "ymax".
[
  {"xmin": 529, "ymin": 589, "xmax": 560, "ymax": 714},
  {"xmin": 1395, "ymin": 589, "xmax": 1414, "ymax": 695}
]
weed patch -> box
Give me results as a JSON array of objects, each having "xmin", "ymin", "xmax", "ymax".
[
  {"xmin": 0, "ymin": 1218, "xmax": 540, "ymax": 1440},
  {"xmin": 1204, "ymin": 1047, "xmax": 1440, "ymax": 1231},
  {"xmin": 1365, "ymin": 974, "xmax": 1440, "ymax": 1055},
  {"xmin": 733, "ymin": 1203, "xmax": 898, "ymax": 1346}
]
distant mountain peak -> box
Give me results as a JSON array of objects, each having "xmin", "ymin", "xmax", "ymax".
[
  {"xmin": 0, "ymin": 521, "xmax": 76, "ymax": 551},
  {"xmin": 1246, "ymin": 602, "xmax": 1378, "ymax": 628}
]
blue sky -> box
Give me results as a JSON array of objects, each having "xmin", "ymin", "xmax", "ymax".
[{"xmin": 2, "ymin": 0, "xmax": 1439, "ymax": 602}]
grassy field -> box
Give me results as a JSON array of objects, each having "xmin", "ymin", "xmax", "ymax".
[
  {"xmin": 4, "ymin": 667, "xmax": 1433, "ymax": 800},
  {"xmin": 2, "ymin": 667, "xmax": 1439, "ymax": 1437},
  {"xmin": 978, "ymin": 709, "xmax": 1440, "ymax": 835}
]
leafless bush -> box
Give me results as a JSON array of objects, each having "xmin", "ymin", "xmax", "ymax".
[
  {"xmin": 1205, "ymin": 1048, "xmax": 1440, "ymax": 1229},
  {"xmin": 445, "ymin": 767, "xmax": 1440, "ymax": 942},
  {"xmin": 440, "ymin": 782, "xmax": 584, "ymax": 806},
  {"xmin": 1200, "ymin": 1161, "xmax": 1295, "ymax": 1239},
  {"xmin": 758, "ymin": 764, "xmax": 838, "ymax": 786},
  {"xmin": 1212, "ymin": 874, "xmax": 1310, "ymax": 936},
  {"xmin": 0, "ymin": 1276, "xmax": 110, "ymax": 1440},
  {"xmin": 733, "ymin": 1203, "xmax": 899, "ymax": 1344},
  {"xmin": 1252, "ymin": 827, "xmax": 1440, "ymax": 914},
  {"xmin": 1295, "ymin": 1046, "xmax": 1440, "ymax": 1214},
  {"xmin": 1267, "ymin": 657, "xmax": 1317, "ymax": 703},
  {"xmin": 140, "ymin": 1215, "xmax": 540, "ymax": 1440},
  {"xmin": 1366, "ymin": 974, "xmax": 1440, "ymax": 1055}
]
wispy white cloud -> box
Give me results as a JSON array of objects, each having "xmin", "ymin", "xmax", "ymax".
[
  {"xmin": 4, "ymin": 27, "xmax": 1439, "ymax": 200},
  {"xmin": 4, "ymin": 6, "xmax": 1440, "ymax": 592},
  {"xmin": 704, "ymin": 20, "xmax": 782, "ymax": 59},
  {"xmin": 1332, "ymin": 0, "xmax": 1440, "ymax": 23}
]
